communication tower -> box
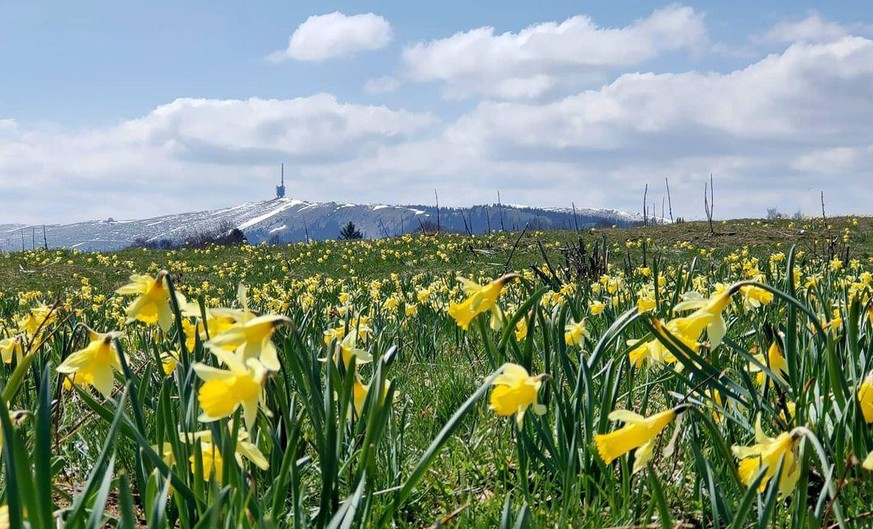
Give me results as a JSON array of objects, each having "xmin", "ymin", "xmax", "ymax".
[{"xmin": 276, "ymin": 163, "xmax": 286, "ymax": 199}]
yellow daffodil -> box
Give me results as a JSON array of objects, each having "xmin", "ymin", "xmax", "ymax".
[
  {"xmin": 863, "ymin": 451, "xmax": 873, "ymax": 471},
  {"xmin": 205, "ymin": 314, "xmax": 291, "ymax": 372},
  {"xmin": 193, "ymin": 349, "xmax": 269, "ymax": 430},
  {"xmin": 671, "ymin": 289, "xmax": 733, "ymax": 348},
  {"xmin": 0, "ymin": 505, "xmax": 7, "ymax": 529},
  {"xmin": 564, "ymin": 319, "xmax": 589, "ymax": 347},
  {"xmin": 708, "ymin": 388, "xmax": 726, "ymax": 422},
  {"xmin": 629, "ymin": 313, "xmax": 703, "ymax": 369},
  {"xmin": 858, "ymin": 374, "xmax": 873, "ymax": 424},
  {"xmin": 56, "ymin": 328, "xmax": 122, "ymax": 398},
  {"xmin": 0, "ymin": 335, "xmax": 24, "ymax": 364},
  {"xmin": 116, "ymin": 272, "xmax": 174, "ymax": 331},
  {"xmin": 182, "ymin": 319, "xmax": 204, "ymax": 351},
  {"xmin": 779, "ymin": 401, "xmax": 796, "ymax": 425},
  {"xmin": 332, "ymin": 331, "xmax": 374, "ymax": 367},
  {"xmin": 382, "ymin": 296, "xmax": 400, "ymax": 311},
  {"xmin": 740, "ymin": 285, "xmax": 774, "ymax": 309},
  {"xmin": 447, "ymin": 274, "xmax": 517, "ymax": 331},
  {"xmin": 589, "ymin": 300, "xmax": 606, "ymax": 315},
  {"xmin": 627, "ymin": 336, "xmax": 677, "ymax": 368},
  {"xmin": 352, "ymin": 376, "xmax": 391, "ymax": 417},
  {"xmin": 183, "ymin": 428, "xmax": 268, "ymax": 481},
  {"xmin": 595, "ymin": 407, "xmax": 678, "ymax": 473},
  {"xmin": 732, "ymin": 418, "xmax": 801, "ymax": 496},
  {"xmin": 826, "ymin": 308, "xmax": 843, "ymax": 334},
  {"xmin": 323, "ymin": 325, "xmax": 346, "ymax": 346},
  {"xmin": 637, "ymin": 286, "xmax": 656, "ymax": 313},
  {"xmin": 749, "ymin": 342, "xmax": 788, "ymax": 386},
  {"xmin": 18, "ymin": 303, "xmax": 56, "ymax": 336},
  {"xmin": 514, "ymin": 318, "xmax": 528, "ymax": 342},
  {"xmin": 489, "ymin": 363, "xmax": 546, "ymax": 426},
  {"xmin": 161, "ymin": 351, "xmax": 179, "ymax": 376}
]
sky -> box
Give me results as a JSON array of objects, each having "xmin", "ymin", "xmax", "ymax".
[{"xmin": 2, "ymin": 1, "xmax": 873, "ymax": 224}]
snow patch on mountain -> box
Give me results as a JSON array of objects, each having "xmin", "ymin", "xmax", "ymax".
[{"xmin": 0, "ymin": 198, "xmax": 647, "ymax": 252}]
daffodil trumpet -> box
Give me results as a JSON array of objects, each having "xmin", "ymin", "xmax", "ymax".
[
  {"xmin": 448, "ymin": 274, "xmax": 519, "ymax": 331},
  {"xmin": 594, "ymin": 405, "xmax": 688, "ymax": 474},
  {"xmin": 732, "ymin": 419, "xmax": 808, "ymax": 496},
  {"xmin": 489, "ymin": 363, "xmax": 548, "ymax": 427}
]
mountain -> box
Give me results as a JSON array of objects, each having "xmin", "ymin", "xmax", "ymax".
[{"xmin": 0, "ymin": 198, "xmax": 646, "ymax": 252}]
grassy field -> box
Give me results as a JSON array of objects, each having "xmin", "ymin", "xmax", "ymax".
[{"xmin": 0, "ymin": 216, "xmax": 872, "ymax": 528}]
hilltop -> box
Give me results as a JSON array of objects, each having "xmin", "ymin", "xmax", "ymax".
[{"xmin": 0, "ymin": 198, "xmax": 646, "ymax": 252}]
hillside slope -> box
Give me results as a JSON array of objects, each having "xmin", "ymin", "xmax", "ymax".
[{"xmin": 0, "ymin": 198, "xmax": 645, "ymax": 251}]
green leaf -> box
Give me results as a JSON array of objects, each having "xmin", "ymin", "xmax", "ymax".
[{"xmin": 379, "ymin": 369, "xmax": 500, "ymax": 524}]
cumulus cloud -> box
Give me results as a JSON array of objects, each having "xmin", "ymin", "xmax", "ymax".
[
  {"xmin": 762, "ymin": 12, "xmax": 849, "ymax": 44},
  {"xmin": 268, "ymin": 12, "xmax": 392, "ymax": 62},
  {"xmin": 0, "ymin": 95, "xmax": 434, "ymax": 223},
  {"xmin": 445, "ymin": 37, "xmax": 873, "ymax": 153},
  {"xmin": 344, "ymin": 37, "xmax": 873, "ymax": 218},
  {"xmin": 4, "ymin": 28, "xmax": 873, "ymax": 225},
  {"xmin": 396, "ymin": 5, "xmax": 706, "ymax": 99}
]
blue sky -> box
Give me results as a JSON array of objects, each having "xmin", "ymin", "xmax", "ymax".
[{"xmin": 2, "ymin": 1, "xmax": 873, "ymax": 223}]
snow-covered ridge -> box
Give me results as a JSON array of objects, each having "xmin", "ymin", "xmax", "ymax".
[{"xmin": 0, "ymin": 198, "xmax": 644, "ymax": 252}]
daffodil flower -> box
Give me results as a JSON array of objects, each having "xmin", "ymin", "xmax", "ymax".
[
  {"xmin": 708, "ymin": 388, "xmax": 727, "ymax": 422},
  {"xmin": 863, "ymin": 450, "xmax": 873, "ymax": 471},
  {"xmin": 740, "ymin": 285, "xmax": 774, "ymax": 309},
  {"xmin": 858, "ymin": 374, "xmax": 873, "ymax": 424},
  {"xmin": 671, "ymin": 289, "xmax": 733, "ymax": 348},
  {"xmin": 334, "ymin": 331, "xmax": 373, "ymax": 367},
  {"xmin": 193, "ymin": 349, "xmax": 269, "ymax": 430},
  {"xmin": 116, "ymin": 272, "xmax": 174, "ymax": 331},
  {"xmin": 594, "ymin": 407, "xmax": 678, "ymax": 474},
  {"xmin": 324, "ymin": 326, "xmax": 346, "ymax": 346},
  {"xmin": 447, "ymin": 274, "xmax": 517, "ymax": 331},
  {"xmin": 627, "ymin": 313, "xmax": 704, "ymax": 369},
  {"xmin": 564, "ymin": 319, "xmax": 589, "ymax": 347},
  {"xmin": 749, "ymin": 342, "xmax": 788, "ymax": 386},
  {"xmin": 514, "ymin": 318, "xmax": 528, "ymax": 342},
  {"xmin": 18, "ymin": 303, "xmax": 57, "ymax": 336},
  {"xmin": 181, "ymin": 428, "xmax": 269, "ymax": 481},
  {"xmin": 160, "ymin": 351, "xmax": 179, "ymax": 376},
  {"xmin": 732, "ymin": 418, "xmax": 801, "ymax": 496},
  {"xmin": 627, "ymin": 336, "xmax": 678, "ymax": 368},
  {"xmin": 489, "ymin": 363, "xmax": 546, "ymax": 427},
  {"xmin": 352, "ymin": 375, "xmax": 391, "ymax": 417},
  {"xmin": 57, "ymin": 328, "xmax": 122, "ymax": 398},
  {"xmin": 0, "ymin": 335, "xmax": 25, "ymax": 364},
  {"xmin": 205, "ymin": 314, "xmax": 291, "ymax": 372}
]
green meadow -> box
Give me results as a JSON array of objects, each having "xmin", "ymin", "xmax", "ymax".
[{"xmin": 0, "ymin": 216, "xmax": 872, "ymax": 528}]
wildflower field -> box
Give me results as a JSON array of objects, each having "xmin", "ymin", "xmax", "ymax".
[{"xmin": 1, "ymin": 217, "xmax": 873, "ymax": 528}]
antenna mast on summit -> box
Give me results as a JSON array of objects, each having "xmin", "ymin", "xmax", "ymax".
[{"xmin": 276, "ymin": 163, "xmax": 286, "ymax": 199}]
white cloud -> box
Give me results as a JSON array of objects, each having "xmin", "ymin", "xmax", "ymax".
[
  {"xmin": 792, "ymin": 146, "xmax": 873, "ymax": 174},
  {"xmin": 445, "ymin": 37, "xmax": 873, "ymax": 153},
  {"xmin": 363, "ymin": 75, "xmax": 402, "ymax": 94},
  {"xmin": 762, "ymin": 12, "xmax": 849, "ymax": 44},
  {"xmin": 268, "ymin": 12, "xmax": 392, "ymax": 62},
  {"xmin": 120, "ymin": 94, "xmax": 434, "ymax": 160},
  {"xmin": 4, "ymin": 33, "xmax": 873, "ymax": 225},
  {"xmin": 398, "ymin": 5, "xmax": 706, "ymax": 99},
  {"xmin": 340, "ymin": 37, "xmax": 873, "ymax": 218},
  {"xmin": 0, "ymin": 95, "xmax": 434, "ymax": 223}
]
